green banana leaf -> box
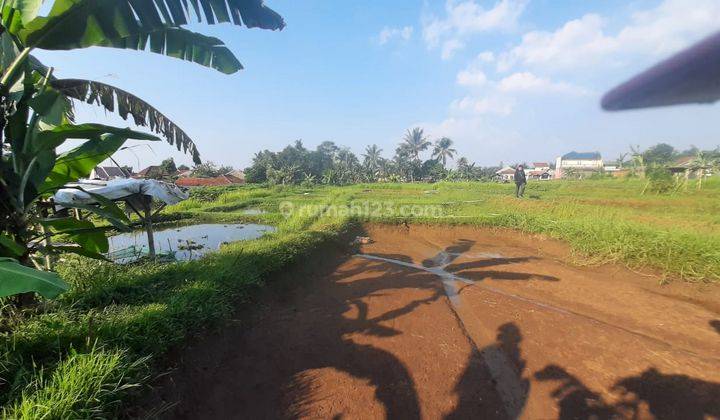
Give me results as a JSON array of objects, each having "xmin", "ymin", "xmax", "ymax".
[
  {"xmin": 32, "ymin": 123, "xmax": 159, "ymax": 153},
  {"xmin": 44, "ymin": 245, "xmax": 109, "ymax": 261},
  {"xmin": 1, "ymin": 0, "xmax": 43, "ymax": 25},
  {"xmin": 42, "ymin": 132, "xmax": 159, "ymax": 193},
  {"xmin": 97, "ymin": 26, "xmax": 242, "ymax": 74},
  {"xmin": 0, "ymin": 234, "xmax": 26, "ymax": 257},
  {"xmin": 0, "ymin": 258, "xmax": 69, "ymax": 299},
  {"xmin": 17, "ymin": 0, "xmax": 284, "ymax": 70},
  {"xmin": 51, "ymin": 79, "xmax": 201, "ymax": 163},
  {"xmin": 40, "ymin": 217, "xmax": 109, "ymax": 254}
]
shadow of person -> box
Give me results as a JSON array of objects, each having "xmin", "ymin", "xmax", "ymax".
[
  {"xmin": 447, "ymin": 323, "xmax": 529, "ymax": 419},
  {"xmin": 710, "ymin": 319, "xmax": 720, "ymax": 335},
  {"xmin": 613, "ymin": 368, "xmax": 720, "ymax": 420},
  {"xmin": 534, "ymin": 364, "xmax": 618, "ymax": 419}
]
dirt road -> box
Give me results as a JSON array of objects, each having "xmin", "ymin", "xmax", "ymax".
[{"xmin": 153, "ymin": 224, "xmax": 720, "ymax": 419}]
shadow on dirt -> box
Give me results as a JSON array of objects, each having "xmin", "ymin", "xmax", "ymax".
[
  {"xmin": 535, "ymin": 363, "xmax": 720, "ymax": 420},
  {"xmin": 152, "ymin": 234, "xmax": 719, "ymax": 420},
  {"xmin": 711, "ymin": 319, "xmax": 720, "ymax": 335},
  {"xmin": 448, "ymin": 323, "xmax": 530, "ymax": 419}
]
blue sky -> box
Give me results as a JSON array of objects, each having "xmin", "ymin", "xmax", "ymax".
[{"xmin": 37, "ymin": 0, "xmax": 720, "ymax": 169}]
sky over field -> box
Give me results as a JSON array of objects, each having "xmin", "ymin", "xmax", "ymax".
[{"xmin": 38, "ymin": 0, "xmax": 720, "ymax": 169}]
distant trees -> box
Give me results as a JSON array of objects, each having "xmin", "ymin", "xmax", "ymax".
[
  {"xmin": 642, "ymin": 143, "xmax": 676, "ymax": 165},
  {"xmin": 192, "ymin": 161, "xmax": 234, "ymax": 178},
  {"xmin": 244, "ymin": 129, "xmax": 504, "ymax": 185},
  {"xmin": 626, "ymin": 143, "xmax": 720, "ymax": 193},
  {"xmin": 160, "ymin": 158, "xmax": 178, "ymax": 174}
]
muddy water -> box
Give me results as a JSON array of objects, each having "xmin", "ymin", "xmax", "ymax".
[{"xmin": 108, "ymin": 223, "xmax": 275, "ymax": 262}]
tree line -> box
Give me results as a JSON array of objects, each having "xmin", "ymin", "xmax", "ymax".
[{"xmin": 245, "ymin": 128, "xmax": 500, "ymax": 185}]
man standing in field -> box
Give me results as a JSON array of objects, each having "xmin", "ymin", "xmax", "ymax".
[{"xmin": 514, "ymin": 165, "xmax": 527, "ymax": 198}]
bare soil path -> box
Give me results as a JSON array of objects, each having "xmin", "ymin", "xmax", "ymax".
[{"xmin": 150, "ymin": 224, "xmax": 720, "ymax": 419}]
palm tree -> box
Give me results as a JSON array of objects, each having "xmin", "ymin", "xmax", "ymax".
[
  {"xmin": 456, "ymin": 157, "xmax": 475, "ymax": 180},
  {"xmin": 0, "ymin": 0, "xmax": 285, "ymax": 296},
  {"xmin": 432, "ymin": 137, "xmax": 457, "ymax": 167},
  {"xmin": 402, "ymin": 127, "xmax": 430, "ymax": 181},
  {"xmin": 403, "ymin": 127, "xmax": 431, "ymax": 161},
  {"xmin": 362, "ymin": 144, "xmax": 383, "ymax": 168}
]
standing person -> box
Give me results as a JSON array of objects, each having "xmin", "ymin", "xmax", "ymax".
[{"xmin": 514, "ymin": 165, "xmax": 527, "ymax": 198}]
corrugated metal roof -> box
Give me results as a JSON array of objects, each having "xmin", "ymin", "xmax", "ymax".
[{"xmin": 562, "ymin": 151, "xmax": 601, "ymax": 160}]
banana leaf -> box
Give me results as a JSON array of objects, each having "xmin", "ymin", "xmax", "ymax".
[
  {"xmin": 96, "ymin": 26, "xmax": 242, "ymax": 74},
  {"xmin": 42, "ymin": 132, "xmax": 159, "ymax": 193},
  {"xmin": 39, "ymin": 217, "xmax": 109, "ymax": 254},
  {"xmin": 51, "ymin": 79, "xmax": 201, "ymax": 163},
  {"xmin": 0, "ymin": 234, "xmax": 26, "ymax": 257},
  {"xmin": 17, "ymin": 0, "xmax": 285, "ymax": 49},
  {"xmin": 0, "ymin": 258, "xmax": 69, "ymax": 299}
]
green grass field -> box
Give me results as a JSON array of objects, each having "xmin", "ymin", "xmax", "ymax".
[{"xmin": 2, "ymin": 178, "xmax": 719, "ymax": 417}]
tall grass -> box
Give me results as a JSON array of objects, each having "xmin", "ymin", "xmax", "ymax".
[{"xmin": 3, "ymin": 347, "xmax": 147, "ymax": 419}]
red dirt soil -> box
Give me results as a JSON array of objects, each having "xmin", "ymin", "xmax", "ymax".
[{"xmin": 147, "ymin": 224, "xmax": 720, "ymax": 419}]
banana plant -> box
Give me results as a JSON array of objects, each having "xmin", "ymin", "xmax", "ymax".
[{"xmin": 0, "ymin": 0, "xmax": 284, "ymax": 299}]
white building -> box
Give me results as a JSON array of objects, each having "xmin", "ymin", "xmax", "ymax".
[
  {"xmin": 555, "ymin": 152, "xmax": 603, "ymax": 178},
  {"xmin": 495, "ymin": 166, "xmax": 516, "ymax": 182}
]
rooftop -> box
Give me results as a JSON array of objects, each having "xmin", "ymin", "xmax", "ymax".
[{"xmin": 562, "ymin": 151, "xmax": 602, "ymax": 160}]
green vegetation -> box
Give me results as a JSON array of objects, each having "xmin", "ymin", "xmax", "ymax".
[
  {"xmin": 2, "ymin": 177, "xmax": 718, "ymax": 416},
  {"xmin": 1, "ymin": 192, "xmax": 352, "ymax": 417},
  {"xmin": 0, "ymin": 0, "xmax": 285, "ymax": 300}
]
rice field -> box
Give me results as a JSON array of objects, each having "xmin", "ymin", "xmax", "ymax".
[{"xmin": 2, "ymin": 177, "xmax": 718, "ymax": 417}]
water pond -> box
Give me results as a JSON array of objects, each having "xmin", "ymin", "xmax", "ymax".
[{"xmin": 108, "ymin": 223, "xmax": 275, "ymax": 262}]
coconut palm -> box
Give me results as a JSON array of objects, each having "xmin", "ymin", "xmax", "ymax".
[
  {"xmin": 456, "ymin": 157, "xmax": 476, "ymax": 180},
  {"xmin": 0, "ymin": 0, "xmax": 285, "ymax": 298},
  {"xmin": 401, "ymin": 127, "xmax": 430, "ymax": 181},
  {"xmin": 362, "ymin": 144, "xmax": 383, "ymax": 168},
  {"xmin": 402, "ymin": 127, "xmax": 431, "ymax": 161},
  {"xmin": 432, "ymin": 137, "xmax": 457, "ymax": 167}
]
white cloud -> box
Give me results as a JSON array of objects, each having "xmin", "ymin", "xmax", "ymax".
[
  {"xmin": 441, "ymin": 39, "xmax": 465, "ymax": 60},
  {"xmin": 477, "ymin": 51, "xmax": 495, "ymax": 63},
  {"xmin": 451, "ymin": 95, "xmax": 515, "ymax": 116},
  {"xmin": 378, "ymin": 26, "xmax": 414, "ymax": 45},
  {"xmin": 419, "ymin": 116, "xmax": 525, "ymax": 165},
  {"xmin": 498, "ymin": 72, "xmax": 589, "ymax": 95},
  {"xmin": 423, "ymin": 0, "xmax": 528, "ymax": 54},
  {"xmin": 456, "ymin": 67, "xmax": 488, "ymax": 87},
  {"xmin": 497, "ymin": 0, "xmax": 720, "ymax": 72}
]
